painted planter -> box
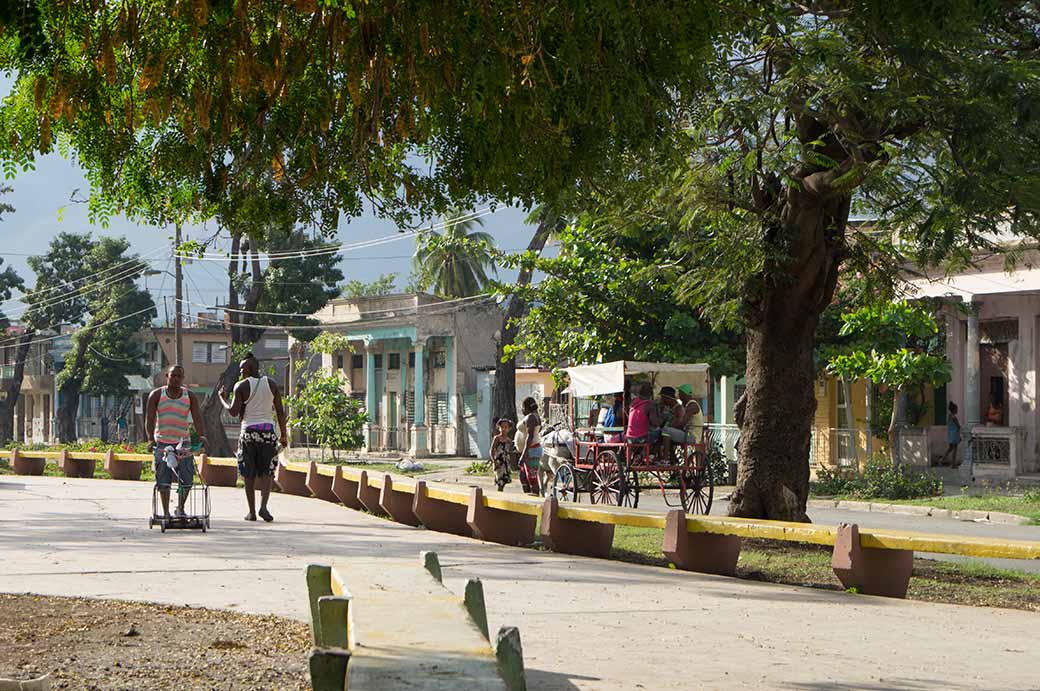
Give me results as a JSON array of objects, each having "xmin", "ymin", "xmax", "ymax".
[{"xmin": 11, "ymin": 450, "xmax": 45, "ymax": 476}]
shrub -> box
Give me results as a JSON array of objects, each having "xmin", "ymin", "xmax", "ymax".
[
  {"xmin": 466, "ymin": 460, "xmax": 492, "ymax": 475},
  {"xmin": 812, "ymin": 455, "xmax": 942, "ymax": 500},
  {"xmin": 812, "ymin": 464, "xmax": 858, "ymax": 496}
]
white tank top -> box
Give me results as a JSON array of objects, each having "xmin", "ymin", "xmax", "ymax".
[{"xmin": 240, "ymin": 376, "xmax": 276, "ymax": 430}]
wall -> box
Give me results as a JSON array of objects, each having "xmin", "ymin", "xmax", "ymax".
[{"xmin": 153, "ymin": 328, "xmax": 232, "ymax": 391}]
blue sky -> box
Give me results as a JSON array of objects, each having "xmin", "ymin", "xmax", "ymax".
[{"xmin": 0, "ymin": 76, "xmax": 540, "ymax": 324}]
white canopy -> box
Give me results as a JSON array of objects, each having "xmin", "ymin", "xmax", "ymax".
[{"xmin": 563, "ymin": 360, "xmax": 710, "ymax": 398}]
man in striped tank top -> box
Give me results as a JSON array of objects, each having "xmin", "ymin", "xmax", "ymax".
[
  {"xmin": 145, "ymin": 364, "xmax": 208, "ymax": 518},
  {"xmin": 218, "ymin": 353, "xmax": 288, "ymax": 522}
]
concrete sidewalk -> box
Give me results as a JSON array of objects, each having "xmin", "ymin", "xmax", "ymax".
[{"xmin": 1, "ymin": 475, "xmax": 1036, "ymax": 690}]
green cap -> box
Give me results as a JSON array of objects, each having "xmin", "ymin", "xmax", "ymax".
[{"xmin": 678, "ymin": 383, "xmax": 694, "ymax": 396}]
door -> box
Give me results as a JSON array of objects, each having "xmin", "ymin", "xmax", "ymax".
[{"xmin": 386, "ymin": 394, "xmax": 398, "ymax": 450}]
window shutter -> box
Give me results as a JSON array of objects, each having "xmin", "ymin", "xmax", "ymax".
[{"xmin": 191, "ymin": 342, "xmax": 208, "ymax": 363}]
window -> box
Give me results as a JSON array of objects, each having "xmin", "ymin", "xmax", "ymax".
[
  {"xmin": 389, "ymin": 353, "xmax": 401, "ymax": 370},
  {"xmin": 934, "ymin": 384, "xmax": 947, "ymax": 426},
  {"xmin": 191, "ymin": 341, "xmax": 227, "ymax": 364},
  {"xmin": 264, "ymin": 336, "xmax": 289, "ymax": 351},
  {"xmin": 335, "ymin": 354, "xmax": 344, "ymax": 370},
  {"xmin": 432, "ymin": 351, "xmax": 446, "ymax": 369},
  {"xmin": 351, "ymin": 354, "xmax": 363, "ymax": 370},
  {"xmin": 374, "ymin": 354, "xmax": 384, "ymax": 370},
  {"xmin": 408, "ymin": 352, "xmax": 415, "ymax": 367}
]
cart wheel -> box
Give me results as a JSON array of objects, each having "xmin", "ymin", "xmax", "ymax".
[
  {"xmin": 590, "ymin": 451, "xmax": 622, "ymax": 505},
  {"xmin": 680, "ymin": 465, "xmax": 714, "ymax": 515},
  {"xmin": 552, "ymin": 464, "xmax": 578, "ymax": 503},
  {"xmin": 623, "ymin": 468, "xmax": 641, "ymax": 508}
]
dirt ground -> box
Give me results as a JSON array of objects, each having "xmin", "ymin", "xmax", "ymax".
[{"xmin": 0, "ymin": 594, "xmax": 310, "ymax": 690}]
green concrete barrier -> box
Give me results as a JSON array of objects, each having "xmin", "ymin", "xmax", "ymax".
[{"xmin": 305, "ymin": 552, "xmax": 526, "ymax": 690}]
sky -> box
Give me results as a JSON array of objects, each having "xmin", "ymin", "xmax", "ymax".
[
  {"xmin": 0, "ymin": 147, "xmax": 539, "ymax": 330},
  {"xmin": 0, "ymin": 72, "xmax": 543, "ymax": 328}
]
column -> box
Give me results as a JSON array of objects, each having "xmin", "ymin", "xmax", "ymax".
[
  {"xmin": 411, "ymin": 341, "xmax": 427, "ymax": 456},
  {"xmin": 963, "ymin": 311, "xmax": 980, "ymax": 477},
  {"xmin": 366, "ymin": 347, "xmax": 377, "ymax": 451},
  {"xmin": 400, "ymin": 345, "xmax": 409, "ymax": 449},
  {"xmin": 446, "ymin": 335, "xmax": 457, "ymax": 454}
]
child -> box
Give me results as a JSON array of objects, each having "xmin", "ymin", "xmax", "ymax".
[
  {"xmin": 941, "ymin": 401, "xmax": 961, "ymax": 468},
  {"xmin": 490, "ymin": 418, "xmax": 518, "ymax": 491}
]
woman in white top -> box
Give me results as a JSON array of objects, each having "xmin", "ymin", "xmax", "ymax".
[
  {"xmin": 514, "ymin": 396, "xmax": 543, "ymax": 494},
  {"xmin": 218, "ymin": 354, "xmax": 288, "ymax": 522}
]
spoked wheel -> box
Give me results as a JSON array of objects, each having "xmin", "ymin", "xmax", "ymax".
[
  {"xmin": 680, "ymin": 460, "xmax": 714, "ymax": 515},
  {"xmin": 621, "ymin": 467, "xmax": 640, "ymax": 508},
  {"xmin": 590, "ymin": 451, "xmax": 623, "ymax": 505},
  {"xmin": 552, "ymin": 464, "xmax": 579, "ymax": 503}
]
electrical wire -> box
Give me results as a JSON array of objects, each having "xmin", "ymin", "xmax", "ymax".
[
  {"xmin": 191, "ymin": 294, "xmax": 497, "ymax": 330},
  {"xmin": 1, "ymin": 258, "xmax": 162, "ymax": 320},
  {"xmin": 175, "ymin": 207, "xmax": 497, "ymax": 262},
  {"xmin": 0, "ymin": 245, "xmax": 168, "ymax": 309}
]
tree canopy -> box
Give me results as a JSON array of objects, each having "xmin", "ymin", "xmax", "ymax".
[
  {"xmin": 413, "ymin": 208, "xmax": 497, "ymax": 298},
  {"xmin": 3, "ymin": 2, "xmax": 1040, "ymax": 518},
  {"xmin": 340, "ymin": 272, "xmax": 397, "ymax": 299}
]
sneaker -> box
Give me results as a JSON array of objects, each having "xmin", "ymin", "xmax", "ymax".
[{"xmin": 258, "ymin": 508, "xmax": 274, "ymax": 523}]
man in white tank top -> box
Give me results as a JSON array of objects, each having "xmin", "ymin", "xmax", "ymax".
[{"xmin": 218, "ymin": 353, "xmax": 288, "ymax": 522}]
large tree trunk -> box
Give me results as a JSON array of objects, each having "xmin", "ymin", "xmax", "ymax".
[
  {"xmin": 57, "ymin": 378, "xmax": 82, "ymax": 443},
  {"xmin": 492, "ymin": 217, "xmax": 554, "ymax": 425},
  {"xmin": 0, "ymin": 334, "xmax": 33, "ymax": 442},
  {"xmin": 728, "ymin": 188, "xmax": 847, "ymax": 521},
  {"xmin": 202, "ymin": 236, "xmax": 266, "ymax": 457}
]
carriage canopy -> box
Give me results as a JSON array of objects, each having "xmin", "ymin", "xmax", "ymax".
[{"xmin": 562, "ymin": 360, "xmax": 710, "ymax": 399}]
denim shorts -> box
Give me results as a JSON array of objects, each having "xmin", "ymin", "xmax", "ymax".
[{"xmin": 154, "ymin": 446, "xmax": 195, "ymax": 490}]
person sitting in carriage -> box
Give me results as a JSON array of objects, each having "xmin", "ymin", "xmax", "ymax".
[
  {"xmin": 625, "ymin": 383, "xmax": 661, "ymax": 454},
  {"xmin": 660, "ymin": 384, "xmax": 702, "ymax": 461}
]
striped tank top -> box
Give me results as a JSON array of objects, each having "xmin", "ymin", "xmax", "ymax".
[{"xmin": 155, "ymin": 387, "xmax": 191, "ymax": 445}]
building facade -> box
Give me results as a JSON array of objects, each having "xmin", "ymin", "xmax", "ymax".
[{"xmin": 299, "ymin": 294, "xmax": 501, "ymax": 456}]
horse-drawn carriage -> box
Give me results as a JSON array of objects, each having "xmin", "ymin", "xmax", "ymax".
[{"xmin": 545, "ymin": 360, "xmax": 714, "ymax": 514}]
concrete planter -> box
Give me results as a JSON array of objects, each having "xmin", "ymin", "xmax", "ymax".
[{"xmin": 11, "ymin": 450, "xmax": 45, "ymax": 476}]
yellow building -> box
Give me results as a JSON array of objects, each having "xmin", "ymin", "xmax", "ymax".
[{"xmin": 712, "ymin": 375, "xmax": 945, "ymax": 474}]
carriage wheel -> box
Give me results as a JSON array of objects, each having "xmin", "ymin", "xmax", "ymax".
[
  {"xmin": 590, "ymin": 451, "xmax": 622, "ymax": 505},
  {"xmin": 553, "ymin": 464, "xmax": 579, "ymax": 503},
  {"xmin": 680, "ymin": 464, "xmax": 714, "ymax": 515},
  {"xmin": 621, "ymin": 468, "xmax": 640, "ymax": 508}
]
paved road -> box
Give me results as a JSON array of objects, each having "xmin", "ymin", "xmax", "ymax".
[{"xmin": 2, "ymin": 475, "xmax": 1038, "ymax": 690}]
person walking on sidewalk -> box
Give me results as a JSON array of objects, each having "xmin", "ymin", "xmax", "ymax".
[
  {"xmin": 219, "ymin": 353, "xmax": 288, "ymax": 522},
  {"xmin": 145, "ymin": 364, "xmax": 208, "ymax": 518}
]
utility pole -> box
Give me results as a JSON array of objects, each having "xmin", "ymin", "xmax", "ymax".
[{"xmin": 174, "ymin": 223, "xmax": 184, "ymax": 366}]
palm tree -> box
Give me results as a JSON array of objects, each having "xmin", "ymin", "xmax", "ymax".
[{"xmin": 412, "ymin": 207, "xmax": 496, "ymax": 297}]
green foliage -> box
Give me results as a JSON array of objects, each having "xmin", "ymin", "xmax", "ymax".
[
  {"xmin": 465, "ymin": 460, "xmax": 492, "ymax": 475},
  {"xmin": 812, "ymin": 456, "xmax": 942, "ymax": 500},
  {"xmin": 413, "ymin": 208, "xmax": 497, "ymax": 298},
  {"xmin": 32, "ymin": 234, "xmax": 155, "ymax": 396},
  {"xmin": 341, "ymin": 273, "xmax": 398, "ymax": 299},
  {"xmin": 310, "ymin": 332, "xmax": 352, "ymax": 356},
  {"xmin": 499, "ymin": 216, "xmax": 744, "ymax": 374},
  {"xmin": 244, "ymin": 231, "xmax": 344, "ymax": 343},
  {"xmin": 287, "ymin": 371, "xmax": 367, "ymax": 453},
  {"xmin": 828, "ymin": 301, "xmax": 950, "ymax": 390},
  {"xmin": 703, "ymin": 444, "xmax": 730, "ymax": 485}
]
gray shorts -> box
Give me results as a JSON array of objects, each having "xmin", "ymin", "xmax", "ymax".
[
  {"xmin": 154, "ymin": 446, "xmax": 195, "ymax": 490},
  {"xmin": 663, "ymin": 427, "xmax": 691, "ymax": 443}
]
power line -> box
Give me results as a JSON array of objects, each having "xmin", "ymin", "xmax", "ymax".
[
  {"xmin": 190, "ymin": 293, "xmax": 497, "ymax": 330},
  {"xmin": 0, "ymin": 245, "xmax": 167, "ymax": 310},
  {"xmin": 176, "ymin": 207, "xmax": 497, "ymax": 262},
  {"xmin": 2, "ymin": 258, "xmax": 161, "ymax": 320},
  {"xmin": 0, "ymin": 305, "xmax": 157, "ymax": 350}
]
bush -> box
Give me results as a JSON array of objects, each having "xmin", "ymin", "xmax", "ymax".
[
  {"xmin": 4, "ymin": 439, "xmax": 151, "ymax": 454},
  {"xmin": 466, "ymin": 460, "xmax": 492, "ymax": 475},
  {"xmin": 812, "ymin": 456, "xmax": 942, "ymax": 500},
  {"xmin": 812, "ymin": 464, "xmax": 858, "ymax": 496}
]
